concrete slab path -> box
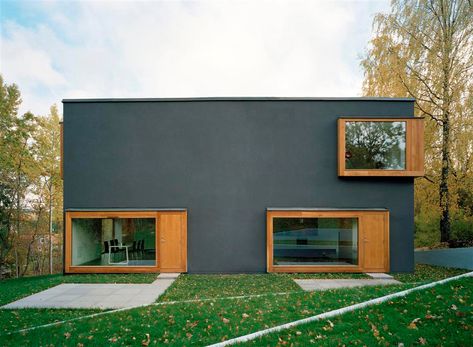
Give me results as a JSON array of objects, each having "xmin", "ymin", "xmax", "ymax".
[
  {"xmin": 294, "ymin": 278, "xmax": 401, "ymax": 291},
  {"xmin": 365, "ymin": 273, "xmax": 395, "ymax": 279},
  {"xmin": 2, "ymin": 273, "xmax": 180, "ymax": 310}
]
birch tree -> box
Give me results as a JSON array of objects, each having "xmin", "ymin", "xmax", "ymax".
[{"xmin": 361, "ymin": 0, "xmax": 473, "ymax": 243}]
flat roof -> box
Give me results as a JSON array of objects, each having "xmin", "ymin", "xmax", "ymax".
[
  {"xmin": 63, "ymin": 97, "xmax": 414, "ymax": 103},
  {"xmin": 266, "ymin": 207, "xmax": 388, "ymax": 211},
  {"xmin": 65, "ymin": 208, "xmax": 187, "ymax": 212}
]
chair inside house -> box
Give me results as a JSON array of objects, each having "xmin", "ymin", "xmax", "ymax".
[{"xmin": 71, "ymin": 217, "xmax": 157, "ymax": 267}]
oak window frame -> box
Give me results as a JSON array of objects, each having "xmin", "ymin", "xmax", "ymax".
[
  {"xmin": 65, "ymin": 211, "xmax": 160, "ymax": 274},
  {"xmin": 338, "ymin": 117, "xmax": 424, "ymax": 177},
  {"xmin": 266, "ymin": 209, "xmax": 390, "ymax": 273}
]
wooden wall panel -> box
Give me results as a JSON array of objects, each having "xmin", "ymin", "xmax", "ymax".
[
  {"xmin": 158, "ymin": 211, "xmax": 187, "ymax": 272},
  {"xmin": 360, "ymin": 213, "xmax": 389, "ymax": 272}
]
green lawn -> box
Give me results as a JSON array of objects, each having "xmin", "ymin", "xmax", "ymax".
[
  {"xmin": 0, "ymin": 273, "xmax": 159, "ymax": 337},
  {"xmin": 1, "ymin": 283, "xmax": 413, "ymax": 345},
  {"xmin": 243, "ymin": 276, "xmax": 473, "ymax": 346},
  {"xmin": 0, "ymin": 265, "xmax": 470, "ymax": 346},
  {"xmin": 159, "ymin": 273, "xmax": 301, "ymax": 301},
  {"xmin": 392, "ymin": 264, "xmax": 468, "ymax": 283},
  {"xmin": 280, "ymin": 272, "xmax": 371, "ymax": 279}
]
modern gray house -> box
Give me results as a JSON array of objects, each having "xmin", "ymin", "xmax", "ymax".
[{"xmin": 61, "ymin": 97, "xmax": 424, "ymax": 274}]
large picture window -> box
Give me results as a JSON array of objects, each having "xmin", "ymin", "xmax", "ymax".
[
  {"xmin": 338, "ymin": 118, "xmax": 424, "ymax": 177},
  {"xmin": 71, "ymin": 217, "xmax": 156, "ymax": 267},
  {"xmin": 273, "ymin": 217, "xmax": 358, "ymax": 266}
]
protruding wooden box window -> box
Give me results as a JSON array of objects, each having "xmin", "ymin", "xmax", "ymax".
[
  {"xmin": 65, "ymin": 210, "xmax": 187, "ymax": 274},
  {"xmin": 338, "ymin": 118, "xmax": 424, "ymax": 177},
  {"xmin": 267, "ymin": 209, "xmax": 389, "ymax": 273}
]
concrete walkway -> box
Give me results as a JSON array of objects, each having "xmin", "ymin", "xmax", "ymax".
[
  {"xmin": 2, "ymin": 273, "xmax": 180, "ymax": 309},
  {"xmin": 294, "ymin": 273, "xmax": 400, "ymax": 291}
]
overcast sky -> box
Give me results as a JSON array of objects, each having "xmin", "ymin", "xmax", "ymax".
[{"xmin": 1, "ymin": 0, "xmax": 390, "ymax": 116}]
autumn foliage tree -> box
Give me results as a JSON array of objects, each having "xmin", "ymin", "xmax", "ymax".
[
  {"xmin": 361, "ymin": 0, "xmax": 473, "ymax": 245},
  {"xmin": 0, "ymin": 76, "xmax": 63, "ymax": 278}
]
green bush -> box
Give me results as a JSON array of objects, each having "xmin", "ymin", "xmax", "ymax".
[
  {"xmin": 414, "ymin": 213, "xmax": 440, "ymax": 247},
  {"xmin": 415, "ymin": 210, "xmax": 473, "ymax": 248},
  {"xmin": 451, "ymin": 212, "xmax": 473, "ymax": 243}
]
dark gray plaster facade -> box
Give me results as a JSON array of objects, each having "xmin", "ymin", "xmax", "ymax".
[{"xmin": 63, "ymin": 98, "xmax": 415, "ymax": 273}]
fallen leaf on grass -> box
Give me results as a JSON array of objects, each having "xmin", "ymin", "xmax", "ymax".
[
  {"xmin": 64, "ymin": 332, "xmax": 71, "ymax": 339},
  {"xmin": 370, "ymin": 323, "xmax": 380, "ymax": 337},
  {"xmin": 242, "ymin": 313, "xmax": 249, "ymax": 318},
  {"xmin": 408, "ymin": 318, "xmax": 421, "ymax": 329},
  {"xmin": 141, "ymin": 333, "xmax": 150, "ymax": 346},
  {"xmin": 450, "ymin": 304, "xmax": 458, "ymax": 310},
  {"xmin": 419, "ymin": 337, "xmax": 427, "ymax": 345},
  {"xmin": 222, "ymin": 318, "xmax": 230, "ymax": 324}
]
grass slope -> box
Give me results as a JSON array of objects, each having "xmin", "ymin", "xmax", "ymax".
[
  {"xmin": 0, "ymin": 273, "xmax": 158, "ymax": 337},
  {"xmin": 0, "ymin": 265, "xmax": 469, "ymax": 346},
  {"xmin": 243, "ymin": 277, "xmax": 473, "ymax": 346},
  {"xmin": 159, "ymin": 273, "xmax": 300, "ymax": 301},
  {"xmin": 1, "ymin": 284, "xmax": 413, "ymax": 345}
]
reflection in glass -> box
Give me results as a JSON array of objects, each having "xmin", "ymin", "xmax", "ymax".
[
  {"xmin": 71, "ymin": 218, "xmax": 156, "ymax": 266},
  {"xmin": 345, "ymin": 121, "xmax": 406, "ymax": 170},
  {"xmin": 273, "ymin": 218, "xmax": 358, "ymax": 265}
]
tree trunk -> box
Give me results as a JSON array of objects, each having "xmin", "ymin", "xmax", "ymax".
[
  {"xmin": 15, "ymin": 174, "xmax": 21, "ymax": 278},
  {"xmin": 439, "ymin": 118, "xmax": 451, "ymax": 242},
  {"xmin": 49, "ymin": 184, "xmax": 53, "ymax": 274}
]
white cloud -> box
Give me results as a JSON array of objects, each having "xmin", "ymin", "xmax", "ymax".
[{"xmin": 0, "ymin": 0, "xmax": 390, "ymax": 116}]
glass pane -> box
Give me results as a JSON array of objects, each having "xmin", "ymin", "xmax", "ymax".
[
  {"xmin": 345, "ymin": 121, "xmax": 406, "ymax": 170},
  {"xmin": 71, "ymin": 217, "xmax": 156, "ymax": 266},
  {"xmin": 273, "ymin": 218, "xmax": 358, "ymax": 265}
]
